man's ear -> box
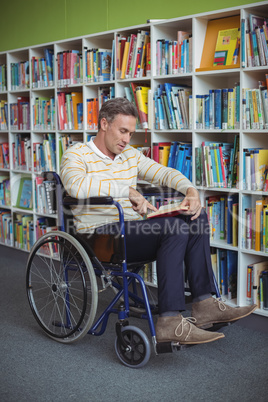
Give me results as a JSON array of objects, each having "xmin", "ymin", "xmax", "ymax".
[{"xmin": 100, "ymin": 117, "xmax": 108, "ymax": 131}]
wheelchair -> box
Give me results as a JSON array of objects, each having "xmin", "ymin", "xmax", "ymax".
[{"xmin": 26, "ymin": 172, "xmax": 220, "ymax": 368}]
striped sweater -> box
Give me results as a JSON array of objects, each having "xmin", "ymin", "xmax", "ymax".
[{"xmin": 60, "ymin": 139, "xmax": 195, "ymax": 233}]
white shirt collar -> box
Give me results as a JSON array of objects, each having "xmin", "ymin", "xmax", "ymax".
[{"xmin": 87, "ymin": 136, "xmax": 122, "ymax": 161}]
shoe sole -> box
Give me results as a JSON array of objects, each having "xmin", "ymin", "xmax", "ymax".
[
  {"xmin": 156, "ymin": 333, "xmax": 225, "ymax": 345},
  {"xmin": 195, "ymin": 305, "xmax": 258, "ymax": 329}
]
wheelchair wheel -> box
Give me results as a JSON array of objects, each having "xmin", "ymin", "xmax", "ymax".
[
  {"xmin": 115, "ymin": 325, "xmax": 151, "ymax": 368},
  {"xmin": 26, "ymin": 231, "xmax": 98, "ymax": 343}
]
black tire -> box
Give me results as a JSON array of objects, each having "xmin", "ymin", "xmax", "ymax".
[
  {"xmin": 115, "ymin": 325, "xmax": 151, "ymax": 368},
  {"xmin": 26, "ymin": 231, "xmax": 98, "ymax": 343}
]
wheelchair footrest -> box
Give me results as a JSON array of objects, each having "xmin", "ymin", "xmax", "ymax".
[{"xmin": 156, "ymin": 341, "xmax": 192, "ymax": 354}]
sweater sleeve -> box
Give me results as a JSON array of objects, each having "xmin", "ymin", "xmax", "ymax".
[
  {"xmin": 136, "ymin": 150, "xmax": 196, "ymax": 195},
  {"xmin": 60, "ymin": 143, "xmax": 130, "ymax": 199}
]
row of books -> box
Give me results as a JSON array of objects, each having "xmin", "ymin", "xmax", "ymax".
[
  {"xmin": 242, "ymin": 195, "xmax": 268, "ymax": 253},
  {"xmin": 32, "ymin": 96, "xmax": 55, "ymax": 130},
  {"xmin": 85, "ymin": 47, "xmax": 113, "ymax": 83},
  {"xmin": 12, "ymin": 134, "xmax": 32, "ymax": 171},
  {"xmin": 196, "ymin": 84, "xmax": 240, "ymax": 130},
  {"xmin": 58, "ymin": 133, "xmax": 83, "ymax": 164},
  {"xmin": 242, "ymin": 14, "xmax": 268, "ymax": 68},
  {"xmin": 10, "ymin": 96, "xmax": 30, "ymax": 130},
  {"xmin": 57, "ymin": 91, "xmax": 83, "ymax": 131},
  {"xmin": 195, "ymin": 136, "xmax": 239, "ymax": 189},
  {"xmin": 86, "ymin": 86, "xmax": 115, "ymax": 130},
  {"xmin": 10, "ymin": 61, "xmax": 30, "ymax": 90},
  {"xmin": 153, "ymin": 141, "xmax": 192, "ymax": 181},
  {"xmin": 117, "ymin": 31, "xmax": 150, "ymax": 79},
  {"xmin": 242, "ymin": 78, "xmax": 268, "ymax": 130},
  {"xmin": 35, "ymin": 178, "xmax": 56, "ymax": 215},
  {"xmin": 206, "ymin": 194, "xmax": 238, "ymax": 246},
  {"xmin": 0, "ymin": 100, "xmax": 8, "ymax": 130},
  {"xmin": 0, "ymin": 209, "xmax": 12, "ymax": 246},
  {"xmin": 246, "ymin": 260, "xmax": 268, "ymax": 310},
  {"xmin": 33, "ymin": 134, "xmax": 56, "ymax": 173},
  {"xmin": 14, "ymin": 213, "xmax": 34, "ymax": 251},
  {"xmin": 0, "ymin": 64, "xmax": 7, "ymax": 92},
  {"xmin": 154, "ymin": 83, "xmax": 192, "ymax": 130},
  {"xmin": 243, "ymin": 148, "xmax": 268, "ymax": 192},
  {"xmin": 211, "ymin": 248, "xmax": 238, "ymax": 299},
  {"xmin": 0, "ymin": 142, "xmax": 9, "ymax": 169},
  {"xmin": 31, "ymin": 48, "xmax": 54, "ymax": 88},
  {"xmin": 156, "ymin": 31, "xmax": 192, "ymax": 76},
  {"xmin": 0, "ymin": 176, "xmax": 10, "ymax": 206},
  {"xmin": 57, "ymin": 50, "xmax": 83, "ymax": 87}
]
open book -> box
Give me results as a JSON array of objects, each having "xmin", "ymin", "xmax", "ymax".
[{"xmin": 147, "ymin": 202, "xmax": 189, "ymax": 219}]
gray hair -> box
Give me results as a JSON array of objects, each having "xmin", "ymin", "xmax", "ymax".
[{"xmin": 98, "ymin": 97, "xmax": 138, "ymax": 129}]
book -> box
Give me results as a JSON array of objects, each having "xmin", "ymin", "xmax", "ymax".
[
  {"xmin": 213, "ymin": 27, "xmax": 240, "ymax": 66},
  {"xmin": 16, "ymin": 178, "xmax": 33, "ymax": 210},
  {"xmin": 147, "ymin": 202, "xmax": 188, "ymax": 219}
]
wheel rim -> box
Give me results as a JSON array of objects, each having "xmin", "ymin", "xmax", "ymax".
[{"xmin": 26, "ymin": 232, "xmax": 98, "ymax": 343}]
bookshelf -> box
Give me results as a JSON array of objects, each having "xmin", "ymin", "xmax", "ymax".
[{"xmin": 0, "ymin": 1, "xmax": 268, "ymax": 317}]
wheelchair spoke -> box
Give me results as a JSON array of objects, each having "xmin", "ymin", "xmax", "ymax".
[{"xmin": 26, "ymin": 232, "xmax": 98, "ymax": 343}]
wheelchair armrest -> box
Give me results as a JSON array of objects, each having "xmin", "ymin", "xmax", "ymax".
[
  {"xmin": 63, "ymin": 195, "xmax": 114, "ymax": 206},
  {"xmin": 136, "ymin": 184, "xmax": 183, "ymax": 198}
]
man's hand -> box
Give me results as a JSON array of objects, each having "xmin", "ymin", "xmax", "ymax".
[
  {"xmin": 180, "ymin": 187, "xmax": 202, "ymax": 220},
  {"xmin": 129, "ymin": 187, "xmax": 157, "ymax": 216}
]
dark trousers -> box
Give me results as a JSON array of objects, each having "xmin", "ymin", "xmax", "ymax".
[{"xmin": 95, "ymin": 209, "xmax": 216, "ymax": 314}]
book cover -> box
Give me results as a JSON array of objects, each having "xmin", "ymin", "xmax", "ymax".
[
  {"xmin": 213, "ymin": 27, "xmax": 240, "ymax": 66},
  {"xmin": 16, "ymin": 178, "xmax": 33, "ymax": 209},
  {"xmin": 227, "ymin": 250, "xmax": 238, "ymax": 300},
  {"xmin": 147, "ymin": 202, "xmax": 188, "ymax": 219}
]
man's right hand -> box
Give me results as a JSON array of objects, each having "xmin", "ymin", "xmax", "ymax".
[{"xmin": 129, "ymin": 187, "xmax": 158, "ymax": 216}]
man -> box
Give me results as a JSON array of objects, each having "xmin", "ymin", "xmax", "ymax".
[{"xmin": 60, "ymin": 97, "xmax": 256, "ymax": 345}]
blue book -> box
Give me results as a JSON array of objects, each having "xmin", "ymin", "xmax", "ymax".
[
  {"xmin": 214, "ymin": 89, "xmax": 222, "ymax": 129},
  {"xmin": 157, "ymin": 97, "xmax": 166, "ymax": 129},
  {"xmin": 209, "ymin": 89, "xmax": 214, "ymax": 129},
  {"xmin": 175, "ymin": 144, "xmax": 186, "ymax": 172},
  {"xmin": 167, "ymin": 142, "xmax": 178, "ymax": 168},
  {"xmin": 204, "ymin": 94, "xmax": 210, "ymax": 129},
  {"xmin": 184, "ymin": 155, "xmax": 192, "ymax": 179}
]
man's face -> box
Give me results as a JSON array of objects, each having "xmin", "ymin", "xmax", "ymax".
[{"xmin": 101, "ymin": 114, "xmax": 136, "ymax": 159}]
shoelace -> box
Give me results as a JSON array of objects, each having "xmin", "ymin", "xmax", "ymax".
[
  {"xmin": 214, "ymin": 297, "xmax": 227, "ymax": 311},
  {"xmin": 175, "ymin": 317, "xmax": 197, "ymax": 341}
]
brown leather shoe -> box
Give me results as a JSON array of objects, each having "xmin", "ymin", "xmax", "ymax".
[
  {"xmin": 155, "ymin": 314, "xmax": 225, "ymax": 344},
  {"xmin": 191, "ymin": 297, "xmax": 257, "ymax": 329}
]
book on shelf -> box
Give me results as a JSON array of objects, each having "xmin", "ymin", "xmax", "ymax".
[
  {"xmin": 247, "ymin": 260, "xmax": 268, "ymax": 308},
  {"xmin": 0, "ymin": 64, "xmax": 7, "ymax": 92},
  {"xmin": 0, "ymin": 100, "xmax": 8, "ymax": 130},
  {"xmin": 213, "ymin": 27, "xmax": 240, "ymax": 66},
  {"xmin": 147, "ymin": 201, "xmax": 188, "ymax": 219},
  {"xmin": 0, "ymin": 209, "xmax": 12, "ymax": 246},
  {"xmin": 0, "ymin": 175, "xmax": 10, "ymax": 206},
  {"xmin": 16, "ymin": 178, "xmax": 33, "ymax": 210}
]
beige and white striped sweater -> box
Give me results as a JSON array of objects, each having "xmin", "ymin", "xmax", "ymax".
[{"xmin": 60, "ymin": 140, "xmax": 195, "ymax": 233}]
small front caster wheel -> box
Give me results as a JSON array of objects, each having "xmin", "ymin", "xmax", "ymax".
[{"xmin": 114, "ymin": 325, "xmax": 151, "ymax": 368}]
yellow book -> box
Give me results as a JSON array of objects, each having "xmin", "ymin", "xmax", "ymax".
[
  {"xmin": 232, "ymin": 203, "xmax": 238, "ymax": 247},
  {"xmin": 135, "ymin": 86, "xmax": 149, "ymax": 129},
  {"xmin": 227, "ymin": 88, "xmax": 235, "ymax": 129},
  {"xmin": 256, "ymin": 149, "xmax": 268, "ymax": 191},
  {"xmin": 120, "ymin": 41, "xmax": 130, "ymax": 79},
  {"xmin": 251, "ymin": 90, "xmax": 259, "ymax": 129},
  {"xmin": 213, "ymin": 27, "xmax": 240, "ymax": 66},
  {"xmin": 158, "ymin": 145, "xmax": 171, "ymax": 166}
]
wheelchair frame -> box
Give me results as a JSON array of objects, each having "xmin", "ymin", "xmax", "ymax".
[{"xmin": 26, "ymin": 172, "xmax": 220, "ymax": 368}]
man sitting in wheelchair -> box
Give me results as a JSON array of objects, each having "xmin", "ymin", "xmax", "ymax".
[{"xmin": 60, "ymin": 97, "xmax": 256, "ymax": 345}]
